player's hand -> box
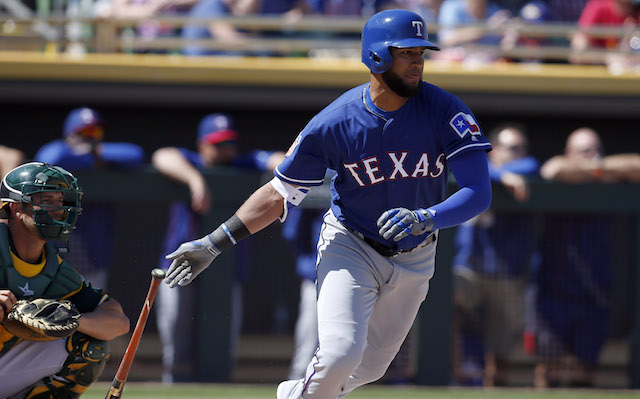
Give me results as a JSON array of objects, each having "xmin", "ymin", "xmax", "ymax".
[
  {"xmin": 164, "ymin": 236, "xmax": 221, "ymax": 287},
  {"xmin": 376, "ymin": 208, "xmax": 434, "ymax": 242},
  {"xmin": 0, "ymin": 290, "xmax": 17, "ymax": 322}
]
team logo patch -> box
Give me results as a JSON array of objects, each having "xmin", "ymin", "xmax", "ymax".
[
  {"xmin": 285, "ymin": 134, "xmax": 302, "ymax": 157},
  {"xmin": 449, "ymin": 112, "xmax": 481, "ymax": 140}
]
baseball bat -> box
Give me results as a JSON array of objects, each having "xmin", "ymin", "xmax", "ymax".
[{"xmin": 105, "ymin": 268, "xmax": 165, "ymax": 399}]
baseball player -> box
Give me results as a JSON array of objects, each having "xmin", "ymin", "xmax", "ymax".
[
  {"xmin": 164, "ymin": 9, "xmax": 492, "ymax": 398},
  {"xmin": 34, "ymin": 107, "xmax": 145, "ymax": 288},
  {"xmin": 0, "ymin": 162, "xmax": 130, "ymax": 398},
  {"xmin": 152, "ymin": 113, "xmax": 285, "ymax": 383}
]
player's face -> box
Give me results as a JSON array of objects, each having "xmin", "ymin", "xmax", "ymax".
[
  {"xmin": 199, "ymin": 141, "xmax": 238, "ymax": 166},
  {"xmin": 26, "ymin": 192, "xmax": 66, "ymax": 221},
  {"xmin": 383, "ymin": 47, "xmax": 426, "ymax": 97},
  {"xmin": 14, "ymin": 192, "xmax": 65, "ymax": 237},
  {"xmin": 494, "ymin": 129, "xmax": 528, "ymax": 164}
]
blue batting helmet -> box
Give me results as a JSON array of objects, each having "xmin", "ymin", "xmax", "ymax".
[
  {"xmin": 63, "ymin": 107, "xmax": 103, "ymax": 138},
  {"xmin": 361, "ymin": 9, "xmax": 439, "ymax": 74}
]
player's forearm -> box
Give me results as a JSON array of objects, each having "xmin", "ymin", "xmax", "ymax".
[
  {"xmin": 540, "ymin": 156, "xmax": 601, "ymax": 183},
  {"xmin": 432, "ymin": 150, "xmax": 492, "ymax": 230},
  {"xmin": 236, "ymin": 182, "xmax": 286, "ymax": 234},
  {"xmin": 201, "ymin": 183, "xmax": 284, "ymax": 253},
  {"xmin": 152, "ymin": 147, "xmax": 202, "ymax": 186},
  {"xmin": 77, "ymin": 300, "xmax": 130, "ymax": 341}
]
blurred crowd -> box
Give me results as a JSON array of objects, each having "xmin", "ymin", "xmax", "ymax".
[{"xmin": 1, "ymin": 0, "xmax": 639, "ymax": 68}]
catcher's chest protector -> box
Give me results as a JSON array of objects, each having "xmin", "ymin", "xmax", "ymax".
[{"xmin": 0, "ymin": 225, "xmax": 82, "ymax": 300}]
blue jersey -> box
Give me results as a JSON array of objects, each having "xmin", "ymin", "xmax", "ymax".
[
  {"xmin": 275, "ymin": 82, "xmax": 491, "ymax": 251},
  {"xmin": 34, "ymin": 140, "xmax": 145, "ymax": 171}
]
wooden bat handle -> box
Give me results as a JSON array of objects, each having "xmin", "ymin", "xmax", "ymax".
[{"xmin": 105, "ymin": 268, "xmax": 165, "ymax": 398}]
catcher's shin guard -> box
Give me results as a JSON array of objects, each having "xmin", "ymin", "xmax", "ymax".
[{"xmin": 21, "ymin": 333, "xmax": 110, "ymax": 398}]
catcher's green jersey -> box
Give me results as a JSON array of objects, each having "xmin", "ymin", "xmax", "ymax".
[{"xmin": 0, "ymin": 224, "xmax": 109, "ymax": 355}]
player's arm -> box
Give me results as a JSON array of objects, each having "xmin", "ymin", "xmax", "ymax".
[
  {"xmin": 97, "ymin": 143, "xmax": 145, "ymax": 169},
  {"xmin": 76, "ymin": 298, "xmax": 130, "ymax": 341},
  {"xmin": 152, "ymin": 146, "xmax": 211, "ymax": 214},
  {"xmin": 540, "ymin": 155, "xmax": 606, "ymax": 183},
  {"xmin": 164, "ymin": 181, "xmax": 289, "ymax": 287}
]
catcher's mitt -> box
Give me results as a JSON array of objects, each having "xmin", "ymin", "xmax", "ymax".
[{"xmin": 1, "ymin": 298, "xmax": 81, "ymax": 341}]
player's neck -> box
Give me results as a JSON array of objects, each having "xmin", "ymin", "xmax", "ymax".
[
  {"xmin": 9, "ymin": 222, "xmax": 46, "ymax": 264},
  {"xmin": 369, "ymin": 76, "xmax": 408, "ymax": 112}
]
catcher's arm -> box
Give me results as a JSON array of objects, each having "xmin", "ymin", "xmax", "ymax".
[
  {"xmin": 77, "ymin": 298, "xmax": 130, "ymax": 341},
  {"xmin": 0, "ymin": 290, "xmax": 17, "ymax": 322}
]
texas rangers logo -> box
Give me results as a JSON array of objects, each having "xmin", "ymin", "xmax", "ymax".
[
  {"xmin": 412, "ymin": 21, "xmax": 424, "ymax": 38},
  {"xmin": 19, "ymin": 282, "xmax": 35, "ymax": 297},
  {"xmin": 449, "ymin": 112, "xmax": 481, "ymax": 140},
  {"xmin": 285, "ymin": 134, "xmax": 302, "ymax": 157}
]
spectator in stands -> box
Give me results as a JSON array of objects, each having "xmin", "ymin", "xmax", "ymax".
[
  {"xmin": 532, "ymin": 127, "xmax": 640, "ymax": 387},
  {"xmin": 570, "ymin": 0, "xmax": 640, "ymax": 64},
  {"xmin": 453, "ymin": 123, "xmax": 539, "ymax": 387},
  {"xmin": 547, "ymin": 0, "xmax": 590, "ymax": 22},
  {"xmin": 500, "ymin": 1, "xmax": 553, "ymax": 63},
  {"xmin": 0, "ymin": 145, "xmax": 25, "ymax": 179},
  {"xmin": 34, "ymin": 107, "xmax": 145, "ymax": 288},
  {"xmin": 152, "ymin": 113, "xmax": 285, "ymax": 383},
  {"xmin": 436, "ymin": 0, "xmax": 513, "ymax": 64},
  {"xmin": 96, "ymin": 0, "xmax": 201, "ymax": 53},
  {"xmin": 182, "ymin": 0, "xmax": 311, "ymax": 56}
]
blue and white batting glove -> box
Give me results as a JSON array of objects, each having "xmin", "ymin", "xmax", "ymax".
[
  {"xmin": 165, "ymin": 235, "xmax": 221, "ymax": 288},
  {"xmin": 376, "ymin": 208, "xmax": 434, "ymax": 242}
]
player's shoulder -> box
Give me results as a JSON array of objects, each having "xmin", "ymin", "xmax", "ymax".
[
  {"xmin": 318, "ymin": 84, "xmax": 367, "ymax": 117},
  {"xmin": 420, "ymin": 81, "xmax": 458, "ymax": 101},
  {"xmin": 420, "ymin": 81, "xmax": 471, "ymax": 112},
  {"xmin": 305, "ymin": 84, "xmax": 367, "ymax": 131}
]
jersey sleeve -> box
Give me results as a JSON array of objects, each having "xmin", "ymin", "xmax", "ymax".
[
  {"xmin": 274, "ymin": 119, "xmax": 330, "ymax": 187},
  {"xmin": 68, "ymin": 276, "xmax": 111, "ymax": 313},
  {"xmin": 437, "ymin": 91, "xmax": 492, "ymax": 160},
  {"xmin": 35, "ymin": 140, "xmax": 94, "ymax": 170},
  {"xmin": 99, "ymin": 143, "xmax": 145, "ymax": 169}
]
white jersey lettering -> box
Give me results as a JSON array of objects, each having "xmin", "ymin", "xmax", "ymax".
[
  {"xmin": 411, "ymin": 153, "xmax": 430, "ymax": 178},
  {"xmin": 362, "ymin": 157, "xmax": 385, "ymax": 185},
  {"xmin": 344, "ymin": 162, "xmax": 365, "ymax": 187},
  {"xmin": 387, "ymin": 152, "xmax": 410, "ymax": 180},
  {"xmin": 430, "ymin": 153, "xmax": 446, "ymax": 178}
]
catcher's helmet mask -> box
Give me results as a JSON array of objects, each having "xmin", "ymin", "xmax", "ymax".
[
  {"xmin": 0, "ymin": 162, "xmax": 83, "ymax": 245},
  {"xmin": 361, "ymin": 9, "xmax": 440, "ymax": 74}
]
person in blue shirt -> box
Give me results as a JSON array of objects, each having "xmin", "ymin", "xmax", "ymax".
[
  {"xmin": 152, "ymin": 113, "xmax": 285, "ymax": 383},
  {"xmin": 34, "ymin": 107, "xmax": 145, "ymax": 289},
  {"xmin": 452, "ymin": 123, "xmax": 539, "ymax": 386},
  {"xmin": 534, "ymin": 127, "xmax": 640, "ymax": 387},
  {"xmin": 162, "ymin": 10, "xmax": 492, "ymax": 398},
  {"xmin": 436, "ymin": 0, "xmax": 513, "ymax": 63}
]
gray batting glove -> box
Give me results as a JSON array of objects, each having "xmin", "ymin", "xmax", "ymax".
[
  {"xmin": 377, "ymin": 208, "xmax": 434, "ymax": 242},
  {"xmin": 164, "ymin": 235, "xmax": 221, "ymax": 288}
]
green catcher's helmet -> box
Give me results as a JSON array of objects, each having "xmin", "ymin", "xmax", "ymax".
[{"xmin": 0, "ymin": 162, "xmax": 83, "ymax": 244}]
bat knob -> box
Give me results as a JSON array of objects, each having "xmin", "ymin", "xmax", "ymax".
[{"xmin": 151, "ymin": 268, "xmax": 166, "ymax": 280}]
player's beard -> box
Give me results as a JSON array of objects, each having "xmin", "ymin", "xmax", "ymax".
[{"xmin": 381, "ymin": 70, "xmax": 421, "ymax": 98}]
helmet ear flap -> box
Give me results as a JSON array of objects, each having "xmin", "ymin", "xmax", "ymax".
[{"xmin": 367, "ymin": 45, "xmax": 392, "ymax": 74}]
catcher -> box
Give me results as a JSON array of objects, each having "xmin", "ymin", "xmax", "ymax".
[{"xmin": 0, "ymin": 162, "xmax": 130, "ymax": 398}]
